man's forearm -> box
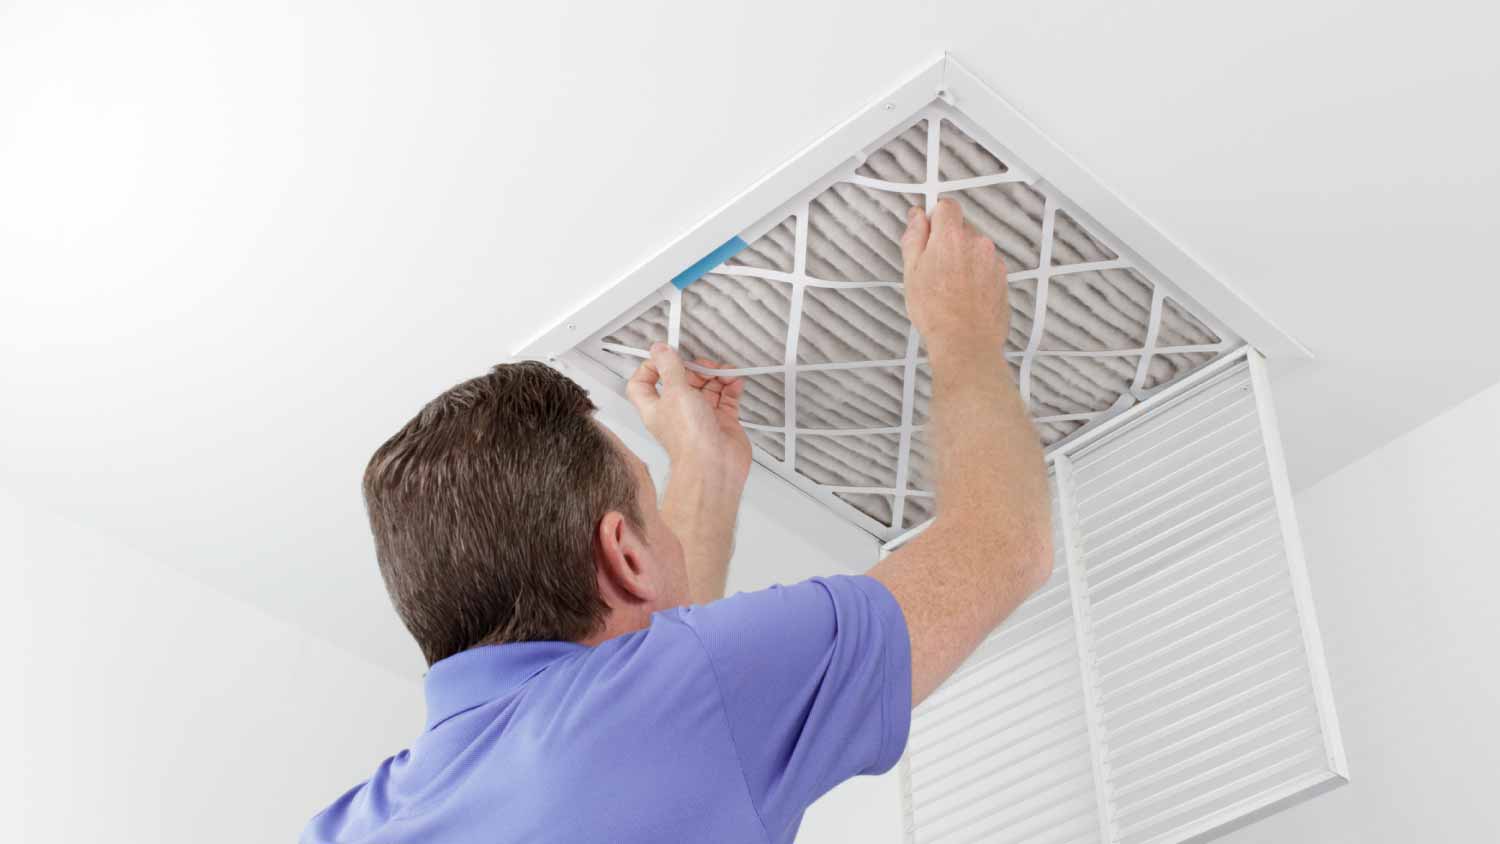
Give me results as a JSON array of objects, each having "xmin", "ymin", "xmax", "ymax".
[
  {"xmin": 661, "ymin": 455, "xmax": 747, "ymax": 604},
  {"xmin": 876, "ymin": 342, "xmax": 1051, "ymax": 700},
  {"xmin": 930, "ymin": 344, "xmax": 1050, "ymax": 552}
]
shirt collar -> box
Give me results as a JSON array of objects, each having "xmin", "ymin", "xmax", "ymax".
[{"xmin": 423, "ymin": 641, "xmax": 587, "ymax": 731}]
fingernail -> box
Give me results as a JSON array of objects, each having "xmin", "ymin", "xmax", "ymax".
[{"xmin": 907, "ymin": 206, "xmax": 919, "ymax": 221}]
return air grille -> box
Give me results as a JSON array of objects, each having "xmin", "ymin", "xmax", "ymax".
[
  {"xmin": 897, "ymin": 353, "xmax": 1346, "ymax": 844},
  {"xmin": 583, "ymin": 108, "xmax": 1236, "ymax": 539}
]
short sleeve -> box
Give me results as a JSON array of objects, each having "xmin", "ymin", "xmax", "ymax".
[{"xmin": 671, "ymin": 574, "xmax": 912, "ymax": 840}]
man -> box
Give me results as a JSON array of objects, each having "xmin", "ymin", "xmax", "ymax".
[{"xmin": 302, "ymin": 199, "xmax": 1053, "ymax": 843}]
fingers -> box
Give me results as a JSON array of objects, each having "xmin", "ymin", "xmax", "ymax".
[
  {"xmin": 905, "ymin": 198, "xmax": 965, "ymax": 280},
  {"xmin": 695, "ymin": 358, "xmax": 745, "ymax": 410},
  {"xmin": 625, "ymin": 356, "xmax": 662, "ymax": 415},
  {"xmin": 901, "ymin": 205, "xmax": 931, "ymax": 277},
  {"xmin": 721, "ymin": 373, "xmax": 745, "ymax": 404},
  {"xmin": 694, "ymin": 358, "xmax": 725, "ymax": 396},
  {"xmin": 696, "ymin": 359, "xmax": 746, "ymax": 423},
  {"xmin": 685, "ymin": 365, "xmax": 712, "ymax": 390},
  {"xmin": 970, "ymin": 225, "xmax": 995, "ymax": 255},
  {"xmin": 930, "ymin": 196, "xmax": 963, "ymax": 236},
  {"xmin": 634, "ymin": 349, "xmax": 743, "ymax": 407},
  {"xmin": 648, "ymin": 342, "xmax": 689, "ymax": 389}
]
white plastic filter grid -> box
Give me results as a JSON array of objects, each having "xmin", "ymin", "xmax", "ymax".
[{"xmin": 587, "ymin": 108, "xmax": 1238, "ymax": 539}]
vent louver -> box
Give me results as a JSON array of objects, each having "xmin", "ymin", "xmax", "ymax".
[{"xmin": 897, "ymin": 353, "xmax": 1346, "ymax": 844}]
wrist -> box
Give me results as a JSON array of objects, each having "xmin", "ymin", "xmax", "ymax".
[
  {"xmin": 668, "ymin": 447, "xmax": 750, "ymax": 490},
  {"xmin": 925, "ymin": 330, "xmax": 1008, "ymax": 378}
]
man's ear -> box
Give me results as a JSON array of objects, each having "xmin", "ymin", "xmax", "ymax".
[{"xmin": 596, "ymin": 511, "xmax": 656, "ymax": 605}]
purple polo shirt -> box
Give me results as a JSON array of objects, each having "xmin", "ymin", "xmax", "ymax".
[{"xmin": 302, "ymin": 575, "xmax": 912, "ymax": 843}]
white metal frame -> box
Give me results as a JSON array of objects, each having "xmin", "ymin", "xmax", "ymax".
[{"xmin": 1245, "ymin": 352, "xmax": 1348, "ymax": 779}]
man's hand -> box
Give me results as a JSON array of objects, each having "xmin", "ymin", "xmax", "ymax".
[
  {"xmin": 626, "ymin": 343, "xmax": 752, "ymax": 478},
  {"xmin": 901, "ymin": 199, "xmax": 1009, "ymax": 367},
  {"xmin": 626, "ymin": 342, "xmax": 752, "ymax": 604}
]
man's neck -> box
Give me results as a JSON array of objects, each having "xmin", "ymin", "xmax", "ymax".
[{"xmin": 578, "ymin": 608, "xmax": 653, "ymax": 647}]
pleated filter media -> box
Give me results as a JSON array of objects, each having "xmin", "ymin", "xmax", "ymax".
[
  {"xmin": 535, "ymin": 63, "xmax": 1344, "ymax": 843},
  {"xmin": 583, "ymin": 109, "xmax": 1235, "ymax": 539}
]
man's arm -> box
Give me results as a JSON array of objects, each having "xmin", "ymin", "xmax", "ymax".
[
  {"xmin": 870, "ymin": 199, "xmax": 1054, "ymax": 706},
  {"xmin": 626, "ymin": 345, "xmax": 752, "ymax": 603},
  {"xmin": 660, "ymin": 445, "xmax": 745, "ymax": 603}
]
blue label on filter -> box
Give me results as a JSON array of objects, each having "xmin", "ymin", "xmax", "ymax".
[{"xmin": 670, "ymin": 236, "xmax": 749, "ymax": 289}]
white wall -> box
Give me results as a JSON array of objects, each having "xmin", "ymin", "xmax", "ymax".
[
  {"xmin": 1215, "ymin": 381, "xmax": 1500, "ymax": 842},
  {"xmin": 9, "ymin": 491, "xmax": 425, "ymax": 843},
  {"xmin": 2, "ymin": 493, "xmax": 28, "ymax": 844}
]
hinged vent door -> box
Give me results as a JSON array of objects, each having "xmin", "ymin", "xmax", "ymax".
[{"xmin": 899, "ymin": 350, "xmax": 1346, "ymax": 844}]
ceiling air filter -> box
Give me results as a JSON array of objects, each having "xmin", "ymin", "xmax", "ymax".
[{"xmin": 574, "ymin": 109, "xmax": 1234, "ymax": 538}]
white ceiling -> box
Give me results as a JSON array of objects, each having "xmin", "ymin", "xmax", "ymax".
[{"xmin": 4, "ymin": 0, "xmax": 1498, "ymax": 677}]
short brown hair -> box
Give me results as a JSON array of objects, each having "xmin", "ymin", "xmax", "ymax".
[{"xmin": 363, "ymin": 361, "xmax": 641, "ymax": 665}]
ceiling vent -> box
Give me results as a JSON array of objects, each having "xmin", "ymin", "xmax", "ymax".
[
  {"xmin": 522, "ymin": 57, "xmax": 1302, "ymax": 542},
  {"xmin": 520, "ymin": 56, "xmax": 1342, "ymax": 844}
]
